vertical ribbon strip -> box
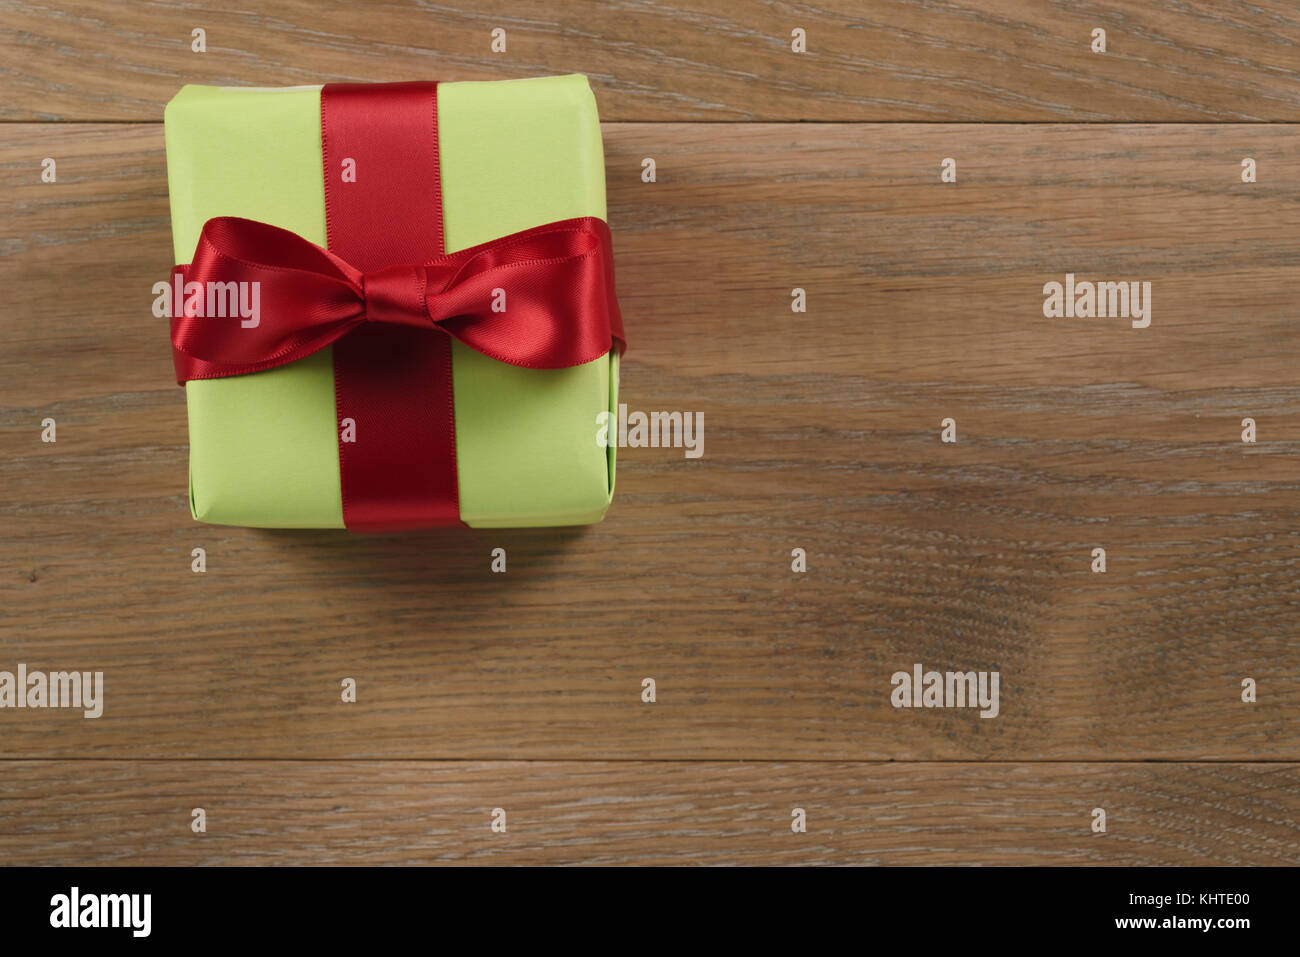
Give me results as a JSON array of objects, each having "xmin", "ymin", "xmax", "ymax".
[{"xmin": 320, "ymin": 82, "xmax": 462, "ymax": 530}]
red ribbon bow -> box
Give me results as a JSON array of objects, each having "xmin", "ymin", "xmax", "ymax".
[{"xmin": 170, "ymin": 214, "xmax": 625, "ymax": 384}]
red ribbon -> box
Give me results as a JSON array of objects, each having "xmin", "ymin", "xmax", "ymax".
[
  {"xmin": 169, "ymin": 82, "xmax": 624, "ymax": 531},
  {"xmin": 324, "ymin": 81, "xmax": 457, "ymax": 531},
  {"xmin": 169, "ymin": 215, "xmax": 624, "ymax": 379}
]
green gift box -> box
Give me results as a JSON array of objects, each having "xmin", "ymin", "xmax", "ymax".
[{"xmin": 164, "ymin": 75, "xmax": 619, "ymax": 529}]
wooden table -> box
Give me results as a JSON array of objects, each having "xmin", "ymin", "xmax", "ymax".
[{"xmin": 1, "ymin": 0, "xmax": 1297, "ymax": 865}]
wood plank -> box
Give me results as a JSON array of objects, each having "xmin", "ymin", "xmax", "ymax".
[
  {"xmin": 0, "ymin": 760, "xmax": 1295, "ymax": 865},
  {"xmin": 2, "ymin": 1, "xmax": 1299, "ymax": 122},
  {"xmin": 1, "ymin": 122, "xmax": 1298, "ymax": 760}
]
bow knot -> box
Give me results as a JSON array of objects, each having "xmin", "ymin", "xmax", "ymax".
[{"xmin": 363, "ymin": 263, "xmax": 429, "ymax": 330}]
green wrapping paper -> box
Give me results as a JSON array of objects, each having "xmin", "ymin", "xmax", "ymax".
[{"xmin": 164, "ymin": 75, "xmax": 619, "ymax": 528}]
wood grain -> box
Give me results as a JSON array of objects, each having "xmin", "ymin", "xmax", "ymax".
[
  {"xmin": 1, "ymin": 761, "xmax": 1295, "ymax": 865},
  {"xmin": 2, "ymin": 122, "xmax": 1297, "ymax": 765},
  {"xmin": 2, "ymin": 0, "xmax": 1299, "ymax": 122}
]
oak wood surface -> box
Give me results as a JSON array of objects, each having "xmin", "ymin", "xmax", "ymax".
[
  {"xmin": 1, "ymin": 761, "xmax": 1295, "ymax": 865},
  {"xmin": 1, "ymin": 0, "xmax": 1299, "ymax": 122},
  {"xmin": 1, "ymin": 123, "xmax": 1296, "ymax": 770}
]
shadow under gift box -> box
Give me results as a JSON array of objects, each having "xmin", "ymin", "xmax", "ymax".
[{"xmin": 163, "ymin": 75, "xmax": 619, "ymax": 529}]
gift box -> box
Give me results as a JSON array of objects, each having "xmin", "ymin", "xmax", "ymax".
[{"xmin": 163, "ymin": 75, "xmax": 623, "ymax": 530}]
